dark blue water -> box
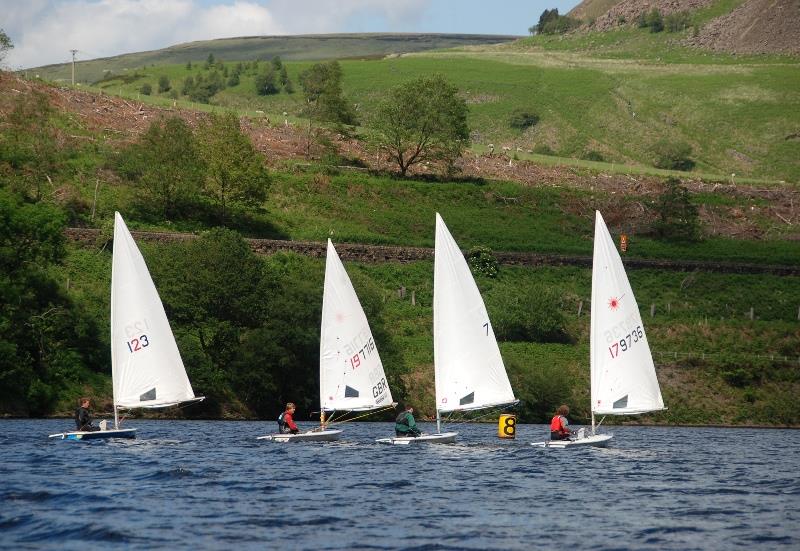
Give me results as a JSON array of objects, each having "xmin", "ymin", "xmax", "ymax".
[{"xmin": 1, "ymin": 420, "xmax": 798, "ymax": 550}]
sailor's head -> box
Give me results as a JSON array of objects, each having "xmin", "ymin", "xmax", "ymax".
[
  {"xmin": 557, "ymin": 405, "xmax": 569, "ymax": 416},
  {"xmin": 405, "ymin": 405, "xmax": 414, "ymax": 413},
  {"xmin": 80, "ymin": 397, "xmax": 90, "ymax": 408},
  {"xmin": 285, "ymin": 402, "xmax": 296, "ymax": 412}
]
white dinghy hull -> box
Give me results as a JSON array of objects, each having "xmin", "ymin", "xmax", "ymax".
[
  {"xmin": 531, "ymin": 433, "xmax": 613, "ymax": 449},
  {"xmin": 257, "ymin": 429, "xmax": 343, "ymax": 442},
  {"xmin": 49, "ymin": 428, "xmax": 137, "ymax": 441},
  {"xmin": 375, "ymin": 431, "xmax": 458, "ymax": 445}
]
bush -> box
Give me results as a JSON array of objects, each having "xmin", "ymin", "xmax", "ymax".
[
  {"xmin": 646, "ymin": 9, "xmax": 664, "ymax": 33},
  {"xmin": 488, "ymin": 283, "xmax": 572, "ymax": 344},
  {"xmin": 140, "ymin": 83, "xmax": 152, "ymax": 95},
  {"xmin": 665, "ymin": 11, "xmax": 691, "ymax": 33},
  {"xmin": 158, "ymin": 75, "xmax": 171, "ymax": 93},
  {"xmin": 652, "ymin": 139, "xmax": 694, "ymax": 171},
  {"xmin": 509, "ymin": 110, "xmax": 540, "ymax": 130},
  {"xmin": 467, "ymin": 246, "xmax": 499, "ymax": 278},
  {"xmin": 581, "ymin": 150, "xmax": 605, "ymax": 162},
  {"xmin": 652, "ymin": 177, "xmax": 701, "ymax": 242}
]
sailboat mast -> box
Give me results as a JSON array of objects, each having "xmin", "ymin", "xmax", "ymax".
[
  {"xmin": 591, "ymin": 410, "xmax": 595, "ymax": 435},
  {"xmin": 436, "ymin": 410, "xmax": 441, "ymax": 434}
]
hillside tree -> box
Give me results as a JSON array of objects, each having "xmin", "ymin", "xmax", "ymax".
[
  {"xmin": 254, "ymin": 66, "xmax": 279, "ymax": 95},
  {"xmin": 0, "ymin": 28, "xmax": 12, "ymax": 64},
  {"xmin": 652, "ymin": 177, "xmax": 701, "ymax": 242},
  {"xmin": 369, "ymin": 74, "xmax": 469, "ymax": 177},
  {"xmin": 196, "ymin": 112, "xmax": 271, "ymax": 222},
  {"xmin": 116, "ymin": 116, "xmax": 204, "ymax": 218},
  {"xmin": 158, "ymin": 75, "xmax": 171, "ymax": 93}
]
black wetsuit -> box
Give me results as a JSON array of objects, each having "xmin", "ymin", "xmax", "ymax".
[{"xmin": 75, "ymin": 406, "xmax": 99, "ymax": 432}]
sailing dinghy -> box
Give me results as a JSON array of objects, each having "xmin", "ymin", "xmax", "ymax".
[
  {"xmin": 533, "ymin": 211, "xmax": 665, "ymax": 448},
  {"xmin": 49, "ymin": 212, "xmax": 203, "ymax": 440},
  {"xmin": 258, "ymin": 240, "xmax": 394, "ymax": 442},
  {"xmin": 377, "ymin": 214, "xmax": 518, "ymax": 445}
]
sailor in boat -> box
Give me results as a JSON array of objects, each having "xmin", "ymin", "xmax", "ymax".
[
  {"xmin": 277, "ymin": 402, "xmax": 300, "ymax": 435},
  {"xmin": 74, "ymin": 398, "xmax": 100, "ymax": 432},
  {"xmin": 395, "ymin": 405, "xmax": 422, "ymax": 437},
  {"xmin": 550, "ymin": 405, "xmax": 575, "ymax": 441}
]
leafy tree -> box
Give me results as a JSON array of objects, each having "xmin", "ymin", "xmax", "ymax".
[
  {"xmin": 652, "ymin": 177, "xmax": 701, "ymax": 242},
  {"xmin": 227, "ymin": 72, "xmax": 240, "ymax": 87},
  {"xmin": 0, "ymin": 189, "xmax": 103, "ymax": 416},
  {"xmin": 140, "ymin": 82, "xmax": 152, "ymax": 95},
  {"xmin": 185, "ymin": 60, "xmax": 192, "ymax": 70},
  {"xmin": 533, "ymin": 8, "xmax": 580, "ymax": 35},
  {"xmin": 369, "ymin": 74, "xmax": 469, "ymax": 177},
  {"xmin": 151, "ymin": 229, "xmax": 269, "ymax": 410},
  {"xmin": 279, "ymin": 65, "xmax": 293, "ymax": 93},
  {"xmin": 0, "ymin": 28, "xmax": 12, "ymax": 64},
  {"xmin": 205, "ymin": 53, "xmax": 215, "ymax": 69},
  {"xmin": 2, "ymin": 91, "xmax": 59, "ymax": 201},
  {"xmin": 157, "ymin": 75, "xmax": 171, "ymax": 93},
  {"xmin": 116, "ymin": 117, "xmax": 204, "ymax": 218},
  {"xmin": 299, "ymin": 61, "xmax": 357, "ymax": 126},
  {"xmin": 181, "ymin": 75, "xmax": 195, "ymax": 95},
  {"xmin": 254, "ymin": 66, "xmax": 279, "ymax": 95},
  {"xmin": 271, "ymin": 56, "xmax": 283, "ymax": 71},
  {"xmin": 196, "ymin": 112, "xmax": 271, "ymax": 222}
]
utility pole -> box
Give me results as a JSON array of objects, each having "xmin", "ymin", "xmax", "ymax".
[{"xmin": 70, "ymin": 49, "xmax": 78, "ymax": 85}]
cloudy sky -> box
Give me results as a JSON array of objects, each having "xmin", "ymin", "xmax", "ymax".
[{"xmin": 2, "ymin": 0, "xmax": 581, "ymax": 69}]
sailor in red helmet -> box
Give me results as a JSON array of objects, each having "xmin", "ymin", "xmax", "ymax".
[{"xmin": 550, "ymin": 404, "xmax": 574, "ymax": 441}]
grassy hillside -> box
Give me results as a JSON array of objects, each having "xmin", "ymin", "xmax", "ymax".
[
  {"xmin": 70, "ymin": 29, "xmax": 800, "ymax": 183},
  {"xmin": 27, "ymin": 33, "xmax": 516, "ymax": 83}
]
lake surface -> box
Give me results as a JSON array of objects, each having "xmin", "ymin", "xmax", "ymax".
[{"xmin": 1, "ymin": 420, "xmax": 798, "ymax": 550}]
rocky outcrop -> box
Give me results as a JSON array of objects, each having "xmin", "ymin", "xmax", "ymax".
[{"xmin": 687, "ymin": 0, "xmax": 800, "ymax": 55}]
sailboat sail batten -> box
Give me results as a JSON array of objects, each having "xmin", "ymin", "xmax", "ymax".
[
  {"xmin": 433, "ymin": 214, "xmax": 516, "ymax": 413},
  {"xmin": 320, "ymin": 240, "xmax": 393, "ymax": 412},
  {"xmin": 590, "ymin": 211, "xmax": 664, "ymax": 417},
  {"xmin": 111, "ymin": 213, "xmax": 198, "ymax": 410}
]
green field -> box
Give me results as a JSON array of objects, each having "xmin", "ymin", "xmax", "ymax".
[{"xmin": 57, "ymin": 27, "xmax": 800, "ymax": 184}]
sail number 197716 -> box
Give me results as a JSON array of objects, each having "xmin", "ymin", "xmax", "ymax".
[{"xmin": 608, "ymin": 326, "xmax": 643, "ymax": 359}]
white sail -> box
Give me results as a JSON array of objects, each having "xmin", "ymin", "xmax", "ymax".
[
  {"xmin": 590, "ymin": 211, "xmax": 664, "ymax": 416},
  {"xmin": 320, "ymin": 240, "xmax": 393, "ymax": 412},
  {"xmin": 433, "ymin": 213, "xmax": 516, "ymax": 413},
  {"xmin": 111, "ymin": 212, "xmax": 199, "ymax": 409}
]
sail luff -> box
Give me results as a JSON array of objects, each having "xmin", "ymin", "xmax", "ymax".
[
  {"xmin": 319, "ymin": 240, "xmax": 393, "ymax": 413},
  {"xmin": 111, "ymin": 212, "xmax": 198, "ymax": 409},
  {"xmin": 433, "ymin": 213, "xmax": 516, "ymax": 414},
  {"xmin": 590, "ymin": 211, "xmax": 664, "ymax": 417}
]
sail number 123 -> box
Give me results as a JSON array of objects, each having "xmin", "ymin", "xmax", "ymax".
[
  {"xmin": 608, "ymin": 326, "xmax": 643, "ymax": 359},
  {"xmin": 126, "ymin": 335, "xmax": 150, "ymax": 353}
]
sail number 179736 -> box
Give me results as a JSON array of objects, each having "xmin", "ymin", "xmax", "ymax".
[{"xmin": 608, "ymin": 326, "xmax": 643, "ymax": 358}]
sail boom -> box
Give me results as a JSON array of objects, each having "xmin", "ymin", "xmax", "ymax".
[
  {"xmin": 438, "ymin": 398, "xmax": 520, "ymax": 414},
  {"xmin": 116, "ymin": 396, "xmax": 205, "ymax": 410},
  {"xmin": 593, "ymin": 406, "xmax": 667, "ymax": 416}
]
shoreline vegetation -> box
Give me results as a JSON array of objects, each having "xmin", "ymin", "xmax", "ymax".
[{"xmin": 2, "ymin": 19, "xmax": 798, "ymax": 427}]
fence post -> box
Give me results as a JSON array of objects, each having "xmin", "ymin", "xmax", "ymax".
[
  {"xmin": 577, "ymin": 300, "xmax": 583, "ymax": 317},
  {"xmin": 411, "ymin": 290, "xmax": 416, "ymax": 306},
  {"xmin": 749, "ymin": 307, "xmax": 754, "ymax": 321},
  {"xmin": 650, "ymin": 303, "xmax": 655, "ymax": 318}
]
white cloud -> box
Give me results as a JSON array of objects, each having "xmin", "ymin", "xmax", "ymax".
[
  {"xmin": 3, "ymin": 0, "xmax": 430, "ymax": 69},
  {"xmin": 4, "ymin": 0, "xmax": 284, "ymax": 69}
]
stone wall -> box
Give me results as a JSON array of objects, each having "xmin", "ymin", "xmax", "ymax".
[{"xmin": 64, "ymin": 228, "xmax": 800, "ymax": 276}]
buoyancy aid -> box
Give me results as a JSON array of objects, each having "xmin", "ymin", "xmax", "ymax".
[{"xmin": 550, "ymin": 414, "xmax": 569, "ymax": 436}]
